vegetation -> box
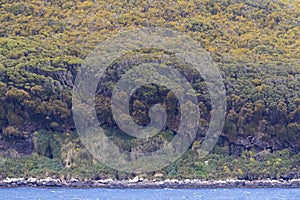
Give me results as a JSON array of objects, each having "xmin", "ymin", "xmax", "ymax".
[
  {"xmin": 0, "ymin": 0, "xmax": 299, "ymax": 180},
  {"xmin": 0, "ymin": 148, "xmax": 299, "ymax": 181}
]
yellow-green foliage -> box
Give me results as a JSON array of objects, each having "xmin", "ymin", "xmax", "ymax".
[{"xmin": 0, "ymin": 0, "xmax": 299, "ymax": 153}]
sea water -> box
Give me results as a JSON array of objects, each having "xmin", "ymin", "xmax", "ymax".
[{"xmin": 0, "ymin": 188, "xmax": 299, "ymax": 200}]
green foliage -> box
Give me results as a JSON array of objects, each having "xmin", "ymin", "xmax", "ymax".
[
  {"xmin": 0, "ymin": 0, "xmax": 299, "ymax": 180},
  {"xmin": 35, "ymin": 130, "xmax": 61, "ymax": 159}
]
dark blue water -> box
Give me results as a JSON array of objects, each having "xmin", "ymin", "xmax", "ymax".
[{"xmin": 0, "ymin": 188, "xmax": 299, "ymax": 200}]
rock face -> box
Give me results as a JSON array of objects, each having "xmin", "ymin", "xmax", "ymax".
[
  {"xmin": 0, "ymin": 177, "xmax": 299, "ymax": 188},
  {"xmin": 0, "ymin": 135, "xmax": 34, "ymax": 157}
]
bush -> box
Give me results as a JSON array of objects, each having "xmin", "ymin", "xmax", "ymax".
[{"xmin": 35, "ymin": 130, "xmax": 61, "ymax": 159}]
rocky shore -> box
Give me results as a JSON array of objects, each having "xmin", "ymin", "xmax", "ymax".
[{"xmin": 0, "ymin": 177, "xmax": 300, "ymax": 189}]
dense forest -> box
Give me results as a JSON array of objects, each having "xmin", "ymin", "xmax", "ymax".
[{"xmin": 0, "ymin": 0, "xmax": 299, "ymax": 180}]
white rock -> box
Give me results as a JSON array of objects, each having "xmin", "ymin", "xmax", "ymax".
[
  {"xmin": 154, "ymin": 173, "xmax": 164, "ymax": 177},
  {"xmin": 106, "ymin": 178, "xmax": 113, "ymax": 182},
  {"xmin": 4, "ymin": 178, "xmax": 12, "ymax": 183},
  {"xmin": 139, "ymin": 177, "xmax": 144, "ymax": 182},
  {"xmin": 45, "ymin": 177, "xmax": 53, "ymax": 182},
  {"xmin": 70, "ymin": 178, "xmax": 78, "ymax": 182},
  {"xmin": 27, "ymin": 177, "xmax": 37, "ymax": 183},
  {"xmin": 99, "ymin": 179, "xmax": 109, "ymax": 184},
  {"xmin": 129, "ymin": 176, "xmax": 139, "ymax": 183},
  {"xmin": 158, "ymin": 181, "xmax": 165, "ymax": 185},
  {"xmin": 184, "ymin": 179, "xmax": 191, "ymax": 183}
]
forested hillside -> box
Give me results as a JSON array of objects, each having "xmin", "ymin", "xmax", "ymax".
[{"xmin": 0, "ymin": 0, "xmax": 299, "ymax": 180}]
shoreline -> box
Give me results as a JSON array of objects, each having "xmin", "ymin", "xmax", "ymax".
[{"xmin": 1, "ymin": 177, "xmax": 300, "ymax": 189}]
